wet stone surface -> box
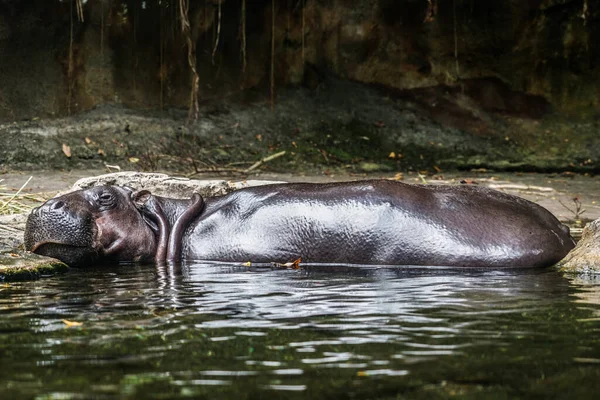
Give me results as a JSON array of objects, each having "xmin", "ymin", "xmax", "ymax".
[
  {"xmin": 0, "ymin": 250, "xmax": 68, "ymax": 282},
  {"xmin": 559, "ymin": 219, "xmax": 600, "ymax": 274}
]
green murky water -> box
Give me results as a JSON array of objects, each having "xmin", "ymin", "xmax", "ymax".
[{"xmin": 1, "ymin": 264, "xmax": 600, "ymax": 399}]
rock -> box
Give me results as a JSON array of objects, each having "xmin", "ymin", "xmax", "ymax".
[
  {"xmin": 0, "ymin": 214, "xmax": 28, "ymax": 249},
  {"xmin": 69, "ymin": 171, "xmax": 285, "ymax": 199},
  {"xmin": 558, "ymin": 219, "xmax": 600, "ymax": 274},
  {"xmin": 0, "ymin": 250, "xmax": 68, "ymax": 282}
]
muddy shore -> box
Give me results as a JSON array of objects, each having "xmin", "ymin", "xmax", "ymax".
[{"xmin": 2, "ymin": 78, "xmax": 600, "ymax": 178}]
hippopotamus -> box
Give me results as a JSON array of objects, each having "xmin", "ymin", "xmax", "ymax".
[{"xmin": 24, "ymin": 180, "xmax": 575, "ymax": 268}]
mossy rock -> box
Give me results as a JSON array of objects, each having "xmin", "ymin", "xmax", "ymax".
[
  {"xmin": 0, "ymin": 250, "xmax": 69, "ymax": 282},
  {"xmin": 557, "ymin": 219, "xmax": 600, "ymax": 274}
]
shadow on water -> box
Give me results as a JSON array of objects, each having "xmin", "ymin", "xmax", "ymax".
[{"xmin": 1, "ymin": 263, "xmax": 600, "ymax": 399}]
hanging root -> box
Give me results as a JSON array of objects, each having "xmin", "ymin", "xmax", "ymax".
[
  {"xmin": 179, "ymin": 0, "xmax": 200, "ymax": 121},
  {"xmin": 76, "ymin": 0, "xmax": 84, "ymax": 22},
  {"xmin": 270, "ymin": 0, "xmax": 276, "ymax": 111},
  {"xmin": 159, "ymin": 0, "xmax": 164, "ymax": 109},
  {"xmin": 453, "ymin": 0, "xmax": 460, "ymax": 81},
  {"xmin": 301, "ymin": 0, "xmax": 305, "ymax": 65},
  {"xmin": 241, "ymin": 0, "xmax": 247, "ymax": 77},
  {"xmin": 212, "ymin": 0, "xmax": 222, "ymax": 65},
  {"xmin": 68, "ymin": 0, "xmax": 74, "ymax": 115},
  {"xmin": 100, "ymin": 0, "xmax": 104, "ymax": 58}
]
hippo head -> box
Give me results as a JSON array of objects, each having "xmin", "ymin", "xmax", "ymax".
[{"xmin": 24, "ymin": 186, "xmax": 158, "ymax": 266}]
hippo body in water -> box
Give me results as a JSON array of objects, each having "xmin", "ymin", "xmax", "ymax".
[{"xmin": 24, "ymin": 180, "xmax": 575, "ymax": 268}]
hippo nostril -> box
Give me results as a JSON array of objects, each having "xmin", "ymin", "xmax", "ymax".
[{"xmin": 51, "ymin": 200, "xmax": 65, "ymax": 210}]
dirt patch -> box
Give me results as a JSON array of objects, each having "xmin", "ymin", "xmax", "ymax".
[{"xmin": 2, "ymin": 77, "xmax": 598, "ymax": 177}]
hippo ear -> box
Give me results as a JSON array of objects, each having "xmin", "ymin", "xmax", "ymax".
[
  {"xmin": 130, "ymin": 189, "xmax": 152, "ymax": 210},
  {"xmin": 130, "ymin": 190, "xmax": 162, "ymax": 234}
]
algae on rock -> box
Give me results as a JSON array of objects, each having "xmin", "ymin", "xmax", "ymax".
[{"xmin": 0, "ymin": 251, "xmax": 69, "ymax": 282}]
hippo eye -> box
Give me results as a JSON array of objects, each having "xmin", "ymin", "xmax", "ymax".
[{"xmin": 98, "ymin": 192, "xmax": 115, "ymax": 208}]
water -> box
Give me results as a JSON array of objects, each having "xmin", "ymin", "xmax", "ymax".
[{"xmin": 1, "ymin": 264, "xmax": 600, "ymax": 399}]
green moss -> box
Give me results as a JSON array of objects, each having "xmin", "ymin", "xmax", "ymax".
[{"xmin": 0, "ymin": 251, "xmax": 69, "ymax": 282}]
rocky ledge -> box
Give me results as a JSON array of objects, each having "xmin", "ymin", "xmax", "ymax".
[
  {"xmin": 559, "ymin": 219, "xmax": 600, "ymax": 274},
  {"xmin": 0, "ymin": 251, "xmax": 68, "ymax": 282}
]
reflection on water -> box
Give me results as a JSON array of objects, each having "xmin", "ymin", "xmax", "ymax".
[{"xmin": 1, "ymin": 264, "xmax": 600, "ymax": 399}]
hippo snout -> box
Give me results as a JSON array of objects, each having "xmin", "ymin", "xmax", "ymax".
[{"xmin": 25, "ymin": 197, "xmax": 100, "ymax": 266}]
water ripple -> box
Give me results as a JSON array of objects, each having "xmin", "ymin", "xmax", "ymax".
[{"xmin": 0, "ymin": 264, "xmax": 599, "ymax": 398}]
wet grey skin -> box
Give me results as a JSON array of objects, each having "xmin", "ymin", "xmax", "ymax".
[{"xmin": 24, "ymin": 180, "xmax": 575, "ymax": 268}]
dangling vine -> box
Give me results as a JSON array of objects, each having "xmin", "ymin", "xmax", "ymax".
[
  {"xmin": 159, "ymin": 0, "xmax": 165, "ymax": 110},
  {"xmin": 270, "ymin": 0, "xmax": 276, "ymax": 110},
  {"xmin": 67, "ymin": 0, "xmax": 84, "ymax": 115},
  {"xmin": 241, "ymin": 0, "xmax": 247, "ymax": 76},
  {"xmin": 100, "ymin": 0, "xmax": 104, "ymax": 59},
  {"xmin": 68, "ymin": 0, "xmax": 73, "ymax": 115},
  {"xmin": 453, "ymin": 0, "xmax": 460, "ymax": 81},
  {"xmin": 582, "ymin": 0, "xmax": 589, "ymax": 26},
  {"xmin": 301, "ymin": 0, "xmax": 305, "ymax": 65},
  {"xmin": 212, "ymin": 0, "xmax": 222, "ymax": 65},
  {"xmin": 179, "ymin": 0, "xmax": 200, "ymax": 121},
  {"xmin": 75, "ymin": 0, "xmax": 84, "ymax": 22},
  {"xmin": 133, "ymin": 2, "xmax": 138, "ymax": 91}
]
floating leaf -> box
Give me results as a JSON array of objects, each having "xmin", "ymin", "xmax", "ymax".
[
  {"xmin": 282, "ymin": 258, "xmax": 301, "ymax": 269},
  {"xmin": 62, "ymin": 319, "xmax": 83, "ymax": 327},
  {"xmin": 388, "ymin": 152, "xmax": 396, "ymax": 159},
  {"xmin": 62, "ymin": 143, "xmax": 72, "ymax": 158},
  {"xmin": 242, "ymin": 261, "xmax": 252, "ymax": 267}
]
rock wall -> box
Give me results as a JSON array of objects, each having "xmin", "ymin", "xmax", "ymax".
[
  {"xmin": 0, "ymin": 0, "xmax": 598, "ymax": 120},
  {"xmin": 1, "ymin": 0, "xmax": 599, "ymax": 173}
]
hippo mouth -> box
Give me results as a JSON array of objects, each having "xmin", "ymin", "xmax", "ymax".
[
  {"xmin": 29, "ymin": 240, "xmax": 91, "ymax": 254},
  {"xmin": 29, "ymin": 241, "xmax": 100, "ymax": 266}
]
